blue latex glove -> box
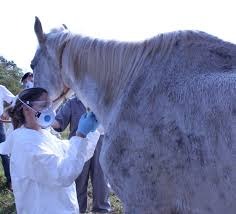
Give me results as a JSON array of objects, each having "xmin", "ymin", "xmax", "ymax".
[{"xmin": 77, "ymin": 112, "xmax": 98, "ymax": 137}]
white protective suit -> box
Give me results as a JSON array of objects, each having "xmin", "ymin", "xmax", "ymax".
[{"xmin": 0, "ymin": 127, "xmax": 100, "ymax": 214}]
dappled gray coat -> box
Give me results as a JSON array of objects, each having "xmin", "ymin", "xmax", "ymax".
[{"xmin": 32, "ymin": 17, "xmax": 236, "ymax": 214}]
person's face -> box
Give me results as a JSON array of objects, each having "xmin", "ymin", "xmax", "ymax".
[
  {"xmin": 23, "ymin": 92, "xmax": 50, "ymax": 129},
  {"xmin": 27, "ymin": 75, "xmax": 34, "ymax": 82},
  {"xmin": 31, "ymin": 93, "xmax": 51, "ymax": 112}
]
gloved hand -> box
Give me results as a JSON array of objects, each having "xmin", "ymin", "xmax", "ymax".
[{"xmin": 77, "ymin": 112, "xmax": 98, "ymax": 137}]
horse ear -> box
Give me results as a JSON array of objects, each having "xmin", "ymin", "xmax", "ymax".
[
  {"xmin": 34, "ymin": 16, "xmax": 45, "ymax": 44},
  {"xmin": 62, "ymin": 24, "xmax": 68, "ymax": 30}
]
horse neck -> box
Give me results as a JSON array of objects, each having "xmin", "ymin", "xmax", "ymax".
[{"xmin": 62, "ymin": 35, "xmax": 145, "ymax": 127}]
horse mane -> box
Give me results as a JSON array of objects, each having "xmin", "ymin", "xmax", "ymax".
[
  {"xmin": 45, "ymin": 28, "xmax": 233, "ymax": 107},
  {"xmin": 46, "ymin": 28, "xmax": 226, "ymax": 75}
]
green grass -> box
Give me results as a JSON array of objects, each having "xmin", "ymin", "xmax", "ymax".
[
  {"xmin": 0, "ymin": 128, "xmax": 123, "ymax": 213},
  {"xmin": 0, "ymin": 161, "xmax": 16, "ymax": 214},
  {"xmin": 110, "ymin": 193, "xmax": 123, "ymax": 213},
  {"xmin": 87, "ymin": 180, "xmax": 123, "ymax": 213}
]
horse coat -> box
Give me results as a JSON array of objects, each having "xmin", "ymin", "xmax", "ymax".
[{"xmin": 31, "ymin": 17, "xmax": 236, "ymax": 214}]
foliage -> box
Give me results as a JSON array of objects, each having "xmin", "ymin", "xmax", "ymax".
[{"xmin": 0, "ymin": 56, "xmax": 24, "ymax": 95}]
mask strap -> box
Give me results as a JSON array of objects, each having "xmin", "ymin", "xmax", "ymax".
[{"xmin": 18, "ymin": 97, "xmax": 41, "ymax": 118}]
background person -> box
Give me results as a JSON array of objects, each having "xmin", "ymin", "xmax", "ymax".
[
  {"xmin": 0, "ymin": 84, "xmax": 15, "ymax": 190},
  {"xmin": 52, "ymin": 95, "xmax": 111, "ymax": 213},
  {"xmin": 21, "ymin": 72, "xmax": 34, "ymax": 89}
]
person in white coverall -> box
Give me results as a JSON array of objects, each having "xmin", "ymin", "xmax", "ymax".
[
  {"xmin": 0, "ymin": 87, "xmax": 100, "ymax": 214},
  {"xmin": 0, "ymin": 84, "xmax": 15, "ymax": 190}
]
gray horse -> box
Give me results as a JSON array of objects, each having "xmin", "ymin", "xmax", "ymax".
[{"xmin": 31, "ymin": 17, "xmax": 236, "ymax": 213}]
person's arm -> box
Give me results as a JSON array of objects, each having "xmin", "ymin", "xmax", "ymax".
[
  {"xmin": 26, "ymin": 112, "xmax": 100, "ymax": 187},
  {"xmin": 0, "ymin": 112, "xmax": 11, "ymax": 123},
  {"xmin": 52, "ymin": 100, "xmax": 72, "ymax": 132},
  {"xmin": 51, "ymin": 119, "xmax": 61, "ymax": 130},
  {"xmin": 2, "ymin": 85, "xmax": 15, "ymax": 104},
  {"xmin": 26, "ymin": 131, "xmax": 99, "ymax": 188},
  {"xmin": 0, "ymin": 118, "xmax": 11, "ymax": 123},
  {"xmin": 0, "ymin": 130, "xmax": 14, "ymax": 155}
]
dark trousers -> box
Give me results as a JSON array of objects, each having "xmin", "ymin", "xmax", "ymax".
[
  {"xmin": 0, "ymin": 122, "xmax": 11, "ymax": 183},
  {"xmin": 76, "ymin": 136, "xmax": 111, "ymax": 213}
]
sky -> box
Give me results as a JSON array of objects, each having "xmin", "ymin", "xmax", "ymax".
[{"xmin": 0, "ymin": 0, "xmax": 236, "ymax": 72}]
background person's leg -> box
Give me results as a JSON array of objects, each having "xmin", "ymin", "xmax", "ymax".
[
  {"xmin": 0, "ymin": 122, "xmax": 11, "ymax": 188},
  {"xmin": 91, "ymin": 136, "xmax": 111, "ymax": 213},
  {"xmin": 75, "ymin": 160, "xmax": 91, "ymax": 213},
  {"xmin": 0, "ymin": 154, "xmax": 11, "ymax": 184}
]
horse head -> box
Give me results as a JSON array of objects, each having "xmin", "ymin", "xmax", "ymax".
[{"xmin": 31, "ymin": 17, "xmax": 71, "ymax": 105}]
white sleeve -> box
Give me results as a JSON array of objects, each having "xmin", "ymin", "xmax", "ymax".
[
  {"xmin": 2, "ymin": 86, "xmax": 15, "ymax": 103},
  {"xmin": 28, "ymin": 130, "xmax": 100, "ymax": 187},
  {"xmin": 0, "ymin": 132, "xmax": 14, "ymax": 155},
  {"xmin": 77, "ymin": 130, "xmax": 101, "ymax": 162},
  {"xmin": 0, "ymin": 141, "xmax": 11, "ymax": 155}
]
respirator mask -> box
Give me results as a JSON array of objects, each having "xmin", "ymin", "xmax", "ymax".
[
  {"xmin": 24, "ymin": 81, "xmax": 34, "ymax": 89},
  {"xmin": 34, "ymin": 107, "xmax": 55, "ymax": 128},
  {"xmin": 18, "ymin": 98, "xmax": 56, "ymax": 128}
]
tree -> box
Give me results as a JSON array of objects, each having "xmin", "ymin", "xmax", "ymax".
[{"xmin": 0, "ymin": 56, "xmax": 24, "ymax": 95}]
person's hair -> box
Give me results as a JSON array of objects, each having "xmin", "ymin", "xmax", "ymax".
[
  {"xmin": 21, "ymin": 72, "xmax": 33, "ymax": 83},
  {"xmin": 8, "ymin": 87, "xmax": 48, "ymax": 129}
]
